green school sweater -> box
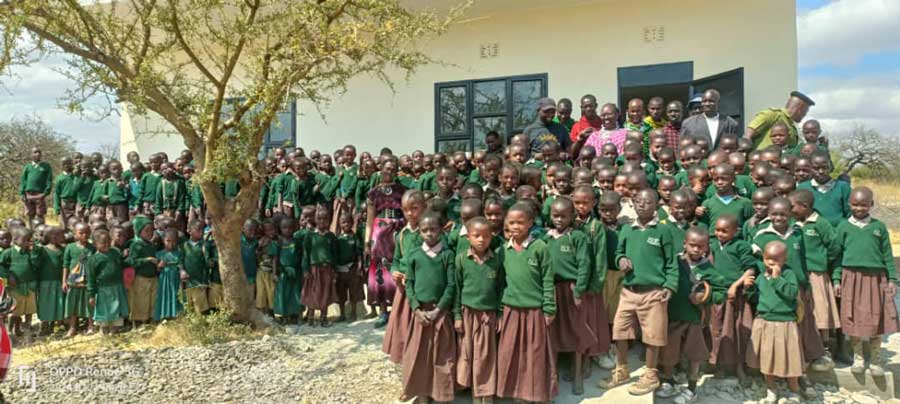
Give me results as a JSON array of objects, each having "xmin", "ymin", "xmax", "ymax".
[
  {"xmin": 604, "ymin": 224, "xmax": 621, "ymax": 274},
  {"xmin": 276, "ymin": 237, "xmax": 300, "ymax": 279},
  {"xmin": 711, "ymin": 238, "xmax": 757, "ymax": 285},
  {"xmin": 752, "ymin": 224, "xmax": 808, "ymax": 287},
  {"xmin": 353, "ymin": 176, "xmax": 372, "ymax": 210},
  {"xmin": 750, "ymin": 270, "xmax": 799, "ymax": 322},
  {"xmin": 19, "ymin": 161, "xmax": 53, "ymax": 196},
  {"xmin": 741, "ymin": 216, "xmax": 767, "ymax": 241},
  {"xmin": 266, "ymin": 173, "xmax": 287, "ymax": 209},
  {"xmin": 86, "ymin": 249, "xmax": 125, "ymax": 296},
  {"xmin": 669, "ymin": 257, "xmax": 724, "ymax": 323},
  {"xmin": 53, "ymin": 172, "xmax": 79, "ymax": 210},
  {"xmin": 541, "ymin": 194, "xmax": 559, "ymax": 225},
  {"xmin": 453, "ymin": 248, "xmax": 505, "ymax": 320},
  {"xmin": 0, "ymin": 246, "xmax": 40, "ymax": 294},
  {"xmin": 181, "ymin": 239, "xmax": 211, "ymax": 287},
  {"xmin": 701, "ymin": 194, "xmax": 753, "ymax": 235},
  {"xmin": 76, "ymin": 174, "xmax": 97, "ymax": 207},
  {"xmin": 406, "ymin": 246, "xmax": 456, "ymax": 311},
  {"xmin": 336, "ymin": 233, "xmax": 362, "ymax": 267},
  {"xmin": 154, "ymin": 178, "xmax": 186, "ymax": 212},
  {"xmin": 63, "ymin": 242, "xmax": 94, "ymax": 273},
  {"xmin": 290, "ymin": 175, "xmax": 318, "ymax": 207},
  {"xmin": 615, "ymin": 220, "xmax": 679, "ymax": 292},
  {"xmin": 140, "ymin": 171, "xmax": 162, "ymax": 203},
  {"xmin": 390, "ymin": 227, "xmax": 422, "ymax": 275},
  {"xmin": 467, "ymin": 169, "xmax": 484, "ymax": 187},
  {"xmin": 187, "ymin": 179, "xmax": 204, "ymax": 209},
  {"xmin": 302, "ymin": 231, "xmax": 338, "ymax": 271},
  {"xmin": 446, "ymin": 195, "xmax": 462, "ymax": 224},
  {"xmin": 41, "ymin": 246, "xmax": 64, "ymax": 282},
  {"xmin": 417, "ymin": 171, "xmax": 438, "ymax": 193},
  {"xmin": 221, "ymin": 179, "xmax": 240, "ymax": 199},
  {"xmin": 832, "ymin": 217, "xmax": 897, "ymax": 283},
  {"xmin": 575, "ymin": 217, "xmax": 608, "ymax": 294},
  {"xmin": 87, "ymin": 179, "xmax": 107, "ymax": 208},
  {"xmin": 314, "ymin": 172, "xmax": 338, "ymax": 202},
  {"xmin": 797, "ymin": 180, "xmax": 851, "ymax": 227},
  {"xmin": 501, "ymin": 237, "xmax": 556, "ymax": 315},
  {"xmin": 205, "ymin": 235, "xmax": 220, "ymax": 284},
  {"xmin": 126, "ymin": 238, "xmax": 158, "ymax": 278},
  {"xmin": 664, "ymin": 218, "xmax": 708, "ymax": 254},
  {"xmin": 797, "ymin": 213, "xmax": 839, "ymax": 273},
  {"xmin": 103, "ymin": 178, "xmax": 130, "ymax": 205},
  {"xmin": 336, "ymin": 163, "xmax": 359, "ymax": 199},
  {"xmin": 543, "ymin": 229, "xmax": 592, "ymax": 298}
]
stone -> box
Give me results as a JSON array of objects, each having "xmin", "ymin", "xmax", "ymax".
[{"xmin": 851, "ymin": 392, "xmax": 879, "ymax": 404}]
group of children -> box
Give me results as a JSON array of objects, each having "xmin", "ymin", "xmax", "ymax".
[{"xmin": 6, "ymin": 116, "xmax": 898, "ymax": 404}]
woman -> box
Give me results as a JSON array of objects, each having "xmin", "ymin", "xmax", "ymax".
[
  {"xmin": 364, "ymin": 157, "xmax": 406, "ymax": 327},
  {"xmin": 572, "ymin": 103, "xmax": 629, "ymax": 157}
]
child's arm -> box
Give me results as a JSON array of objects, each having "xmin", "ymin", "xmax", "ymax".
[
  {"xmin": 436, "ymin": 253, "xmax": 456, "ymax": 312},
  {"xmin": 881, "ymin": 222, "xmax": 897, "ymax": 285},
  {"xmin": 153, "ymin": 182, "xmax": 163, "ymax": 214},
  {"xmin": 768, "ymin": 265, "xmax": 799, "ymax": 300},
  {"xmin": 405, "ymin": 257, "xmax": 424, "ymax": 323},
  {"xmin": 614, "ymin": 228, "xmax": 631, "ymax": 271},
  {"xmin": 539, "ymin": 244, "xmax": 556, "ymax": 322},
  {"xmin": 661, "ymin": 229, "xmax": 679, "ymax": 296},
  {"xmin": 832, "ymin": 225, "xmax": 846, "ymax": 290},
  {"xmin": 453, "ymin": 254, "xmax": 464, "ymax": 329},
  {"xmin": 572, "ymin": 232, "xmax": 592, "ymax": 302}
]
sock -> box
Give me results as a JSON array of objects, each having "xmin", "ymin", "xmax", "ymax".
[
  {"xmin": 688, "ymin": 380, "xmax": 697, "ymax": 392},
  {"xmin": 662, "ymin": 377, "xmax": 676, "ymax": 386}
]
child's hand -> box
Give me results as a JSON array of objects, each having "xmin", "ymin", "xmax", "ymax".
[
  {"xmin": 617, "ymin": 257, "xmax": 633, "ymax": 272},
  {"xmin": 833, "ymin": 284, "xmax": 841, "ymax": 298},
  {"xmin": 728, "ymin": 284, "xmax": 739, "ymax": 301},
  {"xmin": 742, "ymin": 275, "xmax": 755, "ymax": 288},
  {"xmin": 689, "ymin": 292, "xmax": 705, "ymax": 306},
  {"xmin": 265, "ymin": 209, "xmax": 272, "ymax": 217},
  {"xmin": 659, "ymin": 289, "xmax": 673, "ymax": 302},
  {"xmin": 62, "ymin": 283, "xmax": 69, "ymax": 293},
  {"xmin": 414, "ymin": 310, "xmax": 431, "ymax": 325},
  {"xmin": 426, "ymin": 308, "xmax": 441, "ymax": 322},
  {"xmin": 157, "ymin": 260, "xmax": 166, "ymax": 269},
  {"xmin": 543, "ymin": 314, "xmax": 555, "ymax": 326},
  {"xmin": 769, "ymin": 264, "xmax": 782, "ymax": 278},
  {"xmin": 391, "ymin": 272, "xmax": 405, "ymax": 283},
  {"xmin": 694, "ymin": 206, "xmax": 706, "ymax": 217},
  {"xmin": 454, "ymin": 319, "xmax": 463, "ymax": 333},
  {"xmin": 885, "ymin": 282, "xmax": 897, "ymax": 296},
  {"xmin": 88, "ymin": 297, "xmax": 95, "ymax": 307}
]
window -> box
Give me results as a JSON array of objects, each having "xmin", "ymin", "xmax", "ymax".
[
  {"xmin": 220, "ymin": 98, "xmax": 297, "ymax": 158},
  {"xmin": 434, "ymin": 74, "xmax": 547, "ymax": 153}
]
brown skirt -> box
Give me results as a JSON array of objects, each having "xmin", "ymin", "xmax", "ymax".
[
  {"xmin": 583, "ymin": 292, "xmax": 611, "ymax": 356},
  {"xmin": 799, "ymin": 287, "xmax": 826, "ymax": 361},
  {"xmin": 551, "ymin": 281, "xmax": 599, "ymax": 353},
  {"xmin": 300, "ymin": 265, "xmax": 335, "ymax": 310},
  {"xmin": 809, "ymin": 272, "xmax": 840, "ymax": 330},
  {"xmin": 603, "ymin": 270, "xmax": 625, "ymax": 323},
  {"xmin": 709, "ymin": 287, "xmax": 754, "ymax": 366},
  {"xmin": 456, "ymin": 307, "xmax": 498, "ymax": 397},
  {"xmin": 840, "ymin": 269, "xmax": 900, "ymax": 338},
  {"xmin": 402, "ymin": 307, "xmax": 456, "ymax": 402},
  {"xmin": 497, "ymin": 306, "xmax": 558, "ymax": 403},
  {"xmin": 382, "ymin": 285, "xmax": 413, "ymax": 364},
  {"xmin": 747, "ymin": 319, "xmax": 804, "ymax": 378}
]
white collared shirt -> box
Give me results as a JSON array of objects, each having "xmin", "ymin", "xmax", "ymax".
[
  {"xmin": 705, "ymin": 113, "xmax": 720, "ymax": 145},
  {"xmin": 421, "ymin": 241, "xmax": 443, "ymax": 258},
  {"xmin": 848, "ymin": 215, "xmax": 872, "ymax": 228},
  {"xmin": 630, "ymin": 214, "xmax": 660, "ymax": 230},
  {"xmin": 811, "ymin": 178, "xmax": 836, "ymax": 193},
  {"xmin": 546, "ymin": 228, "xmax": 572, "ymax": 239},
  {"xmin": 506, "ymin": 235, "xmax": 535, "ymax": 250}
]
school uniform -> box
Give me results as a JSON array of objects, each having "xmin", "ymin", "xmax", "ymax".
[
  {"xmin": 709, "ymin": 237, "xmax": 757, "ymax": 366},
  {"xmin": 0, "ymin": 245, "xmax": 40, "ymax": 316},
  {"xmin": 53, "ymin": 171, "xmax": 79, "ymax": 229},
  {"xmin": 454, "ymin": 247, "xmax": 504, "ymax": 397},
  {"xmin": 87, "ymin": 178, "xmax": 108, "ymax": 216},
  {"xmin": 301, "ymin": 230, "xmax": 338, "ymax": 310},
  {"xmin": 797, "ymin": 212, "xmax": 841, "ymax": 330},
  {"xmin": 126, "ymin": 218, "xmax": 158, "ymax": 321},
  {"xmin": 240, "ymin": 234, "xmax": 258, "ymax": 302},
  {"xmin": 746, "ymin": 269, "xmax": 804, "ymax": 378},
  {"xmin": 182, "ymin": 238, "xmax": 211, "ymax": 314},
  {"xmin": 255, "ymin": 238, "xmax": 277, "ymax": 311},
  {"xmin": 497, "ymin": 236, "xmax": 558, "ymax": 403},
  {"xmin": 661, "ymin": 256, "xmax": 721, "ymax": 367},
  {"xmin": 701, "ymin": 193, "xmax": 753, "ymax": 236},
  {"xmin": 154, "ymin": 177, "xmax": 187, "ymax": 220},
  {"xmin": 402, "ymin": 242, "xmax": 457, "ymax": 402},
  {"xmin": 335, "ymin": 232, "xmax": 365, "ymax": 306},
  {"xmin": 544, "ymin": 228, "xmax": 598, "ymax": 354},
  {"xmin": 612, "ymin": 215, "xmax": 678, "ymax": 347},
  {"xmin": 186, "ymin": 179, "xmax": 205, "ymax": 224},
  {"xmin": 37, "ymin": 246, "xmax": 66, "ymax": 322},
  {"xmin": 382, "ymin": 225, "xmax": 422, "ymax": 364},
  {"xmin": 76, "ymin": 174, "xmax": 97, "ymax": 218},
  {"xmin": 103, "ymin": 178, "xmax": 131, "ymax": 221},
  {"xmin": 19, "ymin": 161, "xmax": 53, "ymax": 218},
  {"xmin": 128, "ymin": 175, "xmax": 143, "ymax": 215},
  {"xmin": 266, "ymin": 172, "xmax": 288, "ymax": 214},
  {"xmin": 704, "ymin": 178, "xmax": 757, "ymax": 200},
  {"xmin": 154, "ymin": 248, "xmax": 184, "ymax": 321},
  {"xmin": 665, "ymin": 218, "xmax": 708, "ymax": 254},
  {"xmin": 139, "ymin": 171, "xmax": 161, "ymax": 214},
  {"xmin": 575, "ymin": 216, "xmax": 612, "ymax": 356},
  {"xmin": 832, "ymin": 216, "xmax": 900, "ymax": 338},
  {"xmin": 797, "ymin": 179, "xmax": 851, "ymax": 227},
  {"xmin": 287, "ymin": 175, "xmax": 317, "ymax": 217},
  {"xmin": 741, "ymin": 216, "xmax": 767, "ymax": 241},
  {"xmin": 602, "ymin": 222, "xmax": 624, "ymax": 323},
  {"xmin": 63, "ymin": 242, "xmax": 94, "ymax": 319},
  {"xmin": 314, "ymin": 171, "xmax": 338, "ymax": 204},
  {"xmin": 273, "ymin": 237, "xmax": 302, "ymax": 317},
  {"xmin": 87, "ymin": 248, "xmax": 129, "ymax": 326}
]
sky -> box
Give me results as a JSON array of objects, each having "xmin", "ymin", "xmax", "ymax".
[{"xmin": 0, "ymin": 0, "xmax": 898, "ymax": 152}]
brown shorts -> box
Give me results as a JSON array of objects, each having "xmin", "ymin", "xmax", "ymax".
[
  {"xmin": 184, "ymin": 286, "xmax": 210, "ymax": 314},
  {"xmin": 660, "ymin": 321, "xmax": 709, "ymax": 366},
  {"xmin": 612, "ymin": 286, "xmax": 668, "ymax": 347},
  {"xmin": 12, "ymin": 290, "xmax": 37, "ymax": 316},
  {"xmin": 23, "ymin": 193, "xmax": 47, "ymax": 218}
]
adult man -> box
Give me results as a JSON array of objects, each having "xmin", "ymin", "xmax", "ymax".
[
  {"xmin": 680, "ymin": 89, "xmax": 740, "ymax": 149},
  {"xmin": 624, "ymin": 98, "xmax": 652, "ymax": 155},
  {"xmin": 662, "ymin": 101, "xmax": 684, "ymax": 150},
  {"xmin": 744, "ymin": 91, "xmax": 815, "ymax": 150},
  {"xmin": 643, "ymin": 96, "xmax": 668, "ymax": 129},
  {"xmin": 524, "ymin": 97, "xmax": 572, "ymax": 154},
  {"xmin": 687, "ymin": 94, "xmax": 702, "ymax": 117},
  {"xmin": 569, "ymin": 94, "xmax": 604, "ymax": 142},
  {"xmin": 19, "ymin": 147, "xmax": 53, "ymax": 227},
  {"xmin": 553, "ymin": 98, "xmax": 575, "ymax": 133}
]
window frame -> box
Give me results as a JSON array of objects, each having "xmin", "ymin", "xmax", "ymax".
[{"xmin": 434, "ymin": 73, "xmax": 548, "ymax": 153}]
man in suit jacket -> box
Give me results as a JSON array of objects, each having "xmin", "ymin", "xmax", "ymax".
[{"xmin": 679, "ymin": 89, "xmax": 740, "ymax": 149}]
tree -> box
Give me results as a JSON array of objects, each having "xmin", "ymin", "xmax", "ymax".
[
  {"xmin": 0, "ymin": 115, "xmax": 77, "ymax": 201},
  {"xmin": 832, "ymin": 124, "xmax": 900, "ymax": 179},
  {"xmin": 0, "ymin": 0, "xmax": 466, "ymax": 329},
  {"xmin": 96, "ymin": 141, "xmax": 120, "ymax": 162}
]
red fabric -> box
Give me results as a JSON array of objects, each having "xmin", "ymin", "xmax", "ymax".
[
  {"xmin": 664, "ymin": 122, "xmax": 681, "ymax": 152},
  {"xmin": 569, "ymin": 115, "xmax": 604, "ymax": 142},
  {"xmin": 0, "ymin": 280, "xmax": 11, "ymax": 382}
]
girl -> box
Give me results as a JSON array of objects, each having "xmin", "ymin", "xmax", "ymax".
[
  {"xmin": 104, "ymin": 161, "xmax": 130, "ymax": 222},
  {"xmin": 38, "ymin": 227, "xmax": 66, "ymax": 335},
  {"xmin": 154, "ymin": 229, "xmax": 184, "ymax": 321},
  {"xmin": 63, "ymin": 223, "xmax": 94, "ymax": 337},
  {"xmin": 746, "ymin": 240, "xmax": 803, "ymax": 403},
  {"xmin": 274, "ymin": 217, "xmax": 302, "ymax": 323},
  {"xmin": 365, "ymin": 158, "xmax": 407, "ymax": 327},
  {"xmin": 497, "ymin": 202, "xmax": 557, "ymax": 403},
  {"xmin": 498, "ymin": 164, "xmax": 520, "ymax": 210},
  {"xmin": 402, "ymin": 212, "xmax": 457, "ymax": 403},
  {"xmin": 335, "ymin": 213, "xmax": 364, "ymax": 322},
  {"xmin": 87, "ymin": 230, "xmax": 129, "ymax": 335},
  {"xmin": 255, "ymin": 219, "xmax": 278, "ymax": 316},
  {"xmin": 301, "ymin": 207, "xmax": 338, "ymax": 327}
]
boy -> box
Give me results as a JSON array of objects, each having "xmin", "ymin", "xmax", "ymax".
[
  {"xmin": 0, "ymin": 228, "xmax": 41, "ymax": 335},
  {"xmin": 603, "ymin": 189, "xmax": 678, "ymax": 395},
  {"xmin": 53, "ymin": 157, "xmax": 79, "ymax": 231},
  {"xmin": 182, "ymin": 220, "xmax": 211, "ymax": 314},
  {"xmin": 140, "ymin": 154, "xmax": 163, "ymax": 215},
  {"xmin": 699, "ymin": 163, "xmax": 753, "ymax": 236},
  {"xmin": 154, "ymin": 162, "xmax": 187, "ymax": 226},
  {"xmin": 797, "ymin": 151, "xmax": 850, "ymax": 227},
  {"xmin": 20, "ymin": 147, "xmax": 53, "ymax": 227},
  {"xmin": 335, "ymin": 214, "xmax": 364, "ymax": 322},
  {"xmin": 104, "ymin": 161, "xmax": 131, "ymax": 221},
  {"xmin": 665, "ymin": 188, "xmax": 706, "ymax": 250}
]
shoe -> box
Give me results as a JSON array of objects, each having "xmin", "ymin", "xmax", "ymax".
[
  {"xmin": 373, "ymin": 312, "xmax": 389, "ymax": 328},
  {"xmin": 869, "ymin": 361, "xmax": 886, "ymax": 377},
  {"xmin": 851, "ymin": 354, "xmax": 866, "ymax": 374},
  {"xmin": 810, "ymin": 354, "xmax": 834, "ymax": 372},
  {"xmin": 763, "ymin": 388, "xmax": 778, "ymax": 404},
  {"xmin": 628, "ymin": 368, "xmax": 661, "ymax": 396},
  {"xmin": 870, "ymin": 337, "xmax": 885, "ymax": 377},
  {"xmin": 673, "ymin": 388, "xmax": 696, "ymax": 404},
  {"xmin": 654, "ymin": 382, "xmax": 678, "ymax": 398},
  {"xmin": 781, "ymin": 391, "xmax": 801, "ymax": 403},
  {"xmin": 595, "ymin": 351, "xmax": 616, "ymax": 370},
  {"xmin": 598, "ymin": 366, "xmax": 630, "ymax": 389}
]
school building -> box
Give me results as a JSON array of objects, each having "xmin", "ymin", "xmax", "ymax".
[{"xmin": 119, "ymin": 0, "xmax": 798, "ymax": 159}]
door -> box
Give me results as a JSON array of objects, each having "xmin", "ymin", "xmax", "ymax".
[{"xmin": 691, "ymin": 68, "xmax": 745, "ymax": 128}]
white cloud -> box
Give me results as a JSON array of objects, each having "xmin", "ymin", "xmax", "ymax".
[
  {"xmin": 798, "ymin": 0, "xmax": 900, "ymax": 67},
  {"xmin": 802, "ymin": 72, "xmax": 900, "ymax": 138}
]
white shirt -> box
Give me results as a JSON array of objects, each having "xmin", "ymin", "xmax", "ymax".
[{"xmin": 705, "ymin": 113, "xmax": 720, "ymax": 145}]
